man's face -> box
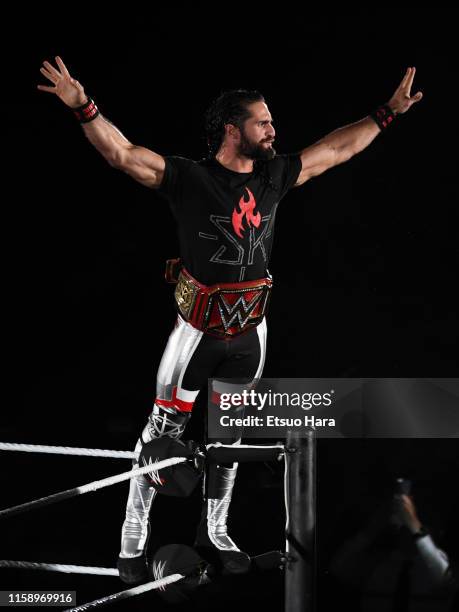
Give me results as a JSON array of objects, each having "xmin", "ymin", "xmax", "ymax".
[{"xmin": 237, "ymin": 101, "xmax": 276, "ymax": 161}]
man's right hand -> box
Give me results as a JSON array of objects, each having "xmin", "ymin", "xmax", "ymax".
[
  {"xmin": 37, "ymin": 57, "xmax": 88, "ymax": 109},
  {"xmin": 37, "ymin": 56, "xmax": 166, "ymax": 189}
]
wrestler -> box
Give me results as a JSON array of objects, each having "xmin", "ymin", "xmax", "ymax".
[{"xmin": 37, "ymin": 57, "xmax": 422, "ymax": 583}]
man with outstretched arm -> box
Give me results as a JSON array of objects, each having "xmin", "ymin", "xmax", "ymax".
[{"xmin": 38, "ymin": 57, "xmax": 422, "ymax": 584}]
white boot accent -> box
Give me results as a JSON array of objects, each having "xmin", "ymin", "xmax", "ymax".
[{"xmin": 207, "ymin": 465, "xmax": 239, "ymax": 551}]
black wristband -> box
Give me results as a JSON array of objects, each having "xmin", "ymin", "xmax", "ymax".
[
  {"xmin": 370, "ymin": 104, "xmax": 396, "ymax": 131},
  {"xmin": 413, "ymin": 526, "xmax": 429, "ymax": 540},
  {"xmin": 73, "ymin": 97, "xmax": 100, "ymax": 123}
]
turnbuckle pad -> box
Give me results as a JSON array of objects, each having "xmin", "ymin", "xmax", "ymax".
[
  {"xmin": 139, "ymin": 438, "xmax": 203, "ymax": 497},
  {"xmin": 150, "ymin": 544, "xmax": 213, "ymax": 603}
]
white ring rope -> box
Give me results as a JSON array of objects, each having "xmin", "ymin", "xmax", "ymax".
[
  {"xmin": 63, "ymin": 574, "xmax": 185, "ymax": 611},
  {"xmin": 0, "ymin": 441, "xmax": 285, "ymax": 460},
  {"xmin": 0, "ymin": 442, "xmax": 137, "ymax": 460},
  {"xmin": 0, "ymin": 560, "xmax": 118, "ymax": 576},
  {"xmin": 206, "ymin": 442, "xmax": 285, "ymax": 451},
  {"xmin": 0, "ymin": 457, "xmax": 186, "ymax": 520}
]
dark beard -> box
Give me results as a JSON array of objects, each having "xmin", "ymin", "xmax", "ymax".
[{"xmin": 239, "ymin": 130, "xmax": 276, "ymax": 161}]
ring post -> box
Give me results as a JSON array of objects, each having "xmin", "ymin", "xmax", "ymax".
[{"xmin": 284, "ymin": 428, "xmax": 316, "ymax": 612}]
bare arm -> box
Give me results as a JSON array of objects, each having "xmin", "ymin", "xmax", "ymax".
[
  {"xmin": 37, "ymin": 57, "xmax": 165, "ymax": 189},
  {"xmin": 294, "ymin": 67, "xmax": 423, "ymax": 187}
]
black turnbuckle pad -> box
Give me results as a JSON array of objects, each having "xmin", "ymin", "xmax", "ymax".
[
  {"xmin": 139, "ymin": 438, "xmax": 203, "ymax": 497},
  {"xmin": 150, "ymin": 544, "xmax": 213, "ymax": 603},
  {"xmin": 251, "ymin": 550, "xmax": 285, "ymax": 571}
]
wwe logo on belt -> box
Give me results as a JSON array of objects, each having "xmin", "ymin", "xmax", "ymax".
[
  {"xmin": 217, "ymin": 291, "xmax": 263, "ymax": 331},
  {"xmin": 232, "ymin": 188, "xmax": 261, "ymax": 238}
]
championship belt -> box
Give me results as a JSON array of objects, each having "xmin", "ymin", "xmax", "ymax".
[{"xmin": 172, "ymin": 266, "xmax": 272, "ymax": 338}]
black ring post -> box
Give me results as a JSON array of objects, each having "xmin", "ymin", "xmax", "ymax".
[{"xmin": 284, "ymin": 428, "xmax": 316, "ymax": 612}]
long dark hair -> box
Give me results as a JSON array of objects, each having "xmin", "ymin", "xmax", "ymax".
[{"xmin": 204, "ymin": 89, "xmax": 265, "ymax": 158}]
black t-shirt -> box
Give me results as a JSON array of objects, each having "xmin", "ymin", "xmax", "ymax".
[{"xmin": 157, "ymin": 154, "xmax": 302, "ymax": 285}]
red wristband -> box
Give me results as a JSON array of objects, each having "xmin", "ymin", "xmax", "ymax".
[
  {"xmin": 370, "ymin": 104, "xmax": 396, "ymax": 131},
  {"xmin": 73, "ymin": 97, "xmax": 100, "ymax": 123}
]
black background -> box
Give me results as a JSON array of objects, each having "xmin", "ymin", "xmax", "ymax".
[{"xmin": 2, "ymin": 7, "xmax": 458, "ymax": 611}]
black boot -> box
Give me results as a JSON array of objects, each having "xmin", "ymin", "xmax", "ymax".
[{"xmin": 117, "ymin": 554, "xmax": 149, "ymax": 585}]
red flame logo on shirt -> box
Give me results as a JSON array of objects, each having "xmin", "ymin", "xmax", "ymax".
[{"xmin": 232, "ymin": 188, "xmax": 261, "ymax": 238}]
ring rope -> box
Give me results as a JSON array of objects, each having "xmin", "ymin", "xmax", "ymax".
[
  {"xmin": 63, "ymin": 574, "xmax": 185, "ymax": 611},
  {"xmin": 0, "ymin": 442, "xmax": 136, "ymax": 460},
  {"xmin": 206, "ymin": 443, "xmax": 285, "ymax": 451},
  {"xmin": 0, "ymin": 457, "xmax": 186, "ymax": 520},
  {"xmin": 0, "ymin": 560, "xmax": 118, "ymax": 576}
]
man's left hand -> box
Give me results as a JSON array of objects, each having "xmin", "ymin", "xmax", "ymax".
[{"xmin": 388, "ymin": 66, "xmax": 423, "ymax": 115}]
